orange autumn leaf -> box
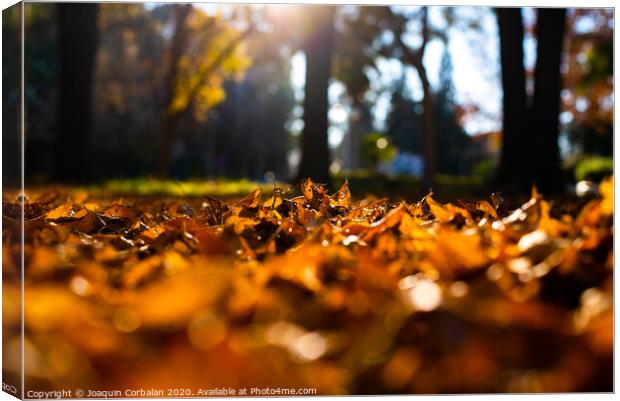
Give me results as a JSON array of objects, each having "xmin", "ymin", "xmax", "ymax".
[{"xmin": 5, "ymin": 176, "xmax": 613, "ymax": 394}]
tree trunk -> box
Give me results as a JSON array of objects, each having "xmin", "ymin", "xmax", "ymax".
[
  {"xmin": 414, "ymin": 7, "xmax": 436, "ymax": 186},
  {"xmin": 396, "ymin": 7, "xmax": 436, "ymax": 186},
  {"xmin": 414, "ymin": 61, "xmax": 436, "ymax": 185},
  {"xmin": 496, "ymin": 8, "xmax": 529, "ymax": 191},
  {"xmin": 296, "ymin": 6, "xmax": 335, "ymax": 184},
  {"xmin": 53, "ymin": 4, "xmax": 98, "ymax": 183},
  {"xmin": 531, "ymin": 8, "xmax": 566, "ymax": 193},
  {"xmin": 344, "ymin": 97, "xmax": 369, "ymax": 170},
  {"xmin": 157, "ymin": 4, "xmax": 191, "ymax": 177},
  {"xmin": 158, "ymin": 113, "xmax": 181, "ymax": 177}
]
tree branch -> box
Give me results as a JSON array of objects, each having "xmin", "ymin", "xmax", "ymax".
[{"xmin": 181, "ymin": 23, "xmax": 255, "ymax": 117}]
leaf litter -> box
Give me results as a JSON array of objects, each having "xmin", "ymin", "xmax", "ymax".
[{"xmin": 2, "ymin": 177, "xmax": 613, "ymax": 393}]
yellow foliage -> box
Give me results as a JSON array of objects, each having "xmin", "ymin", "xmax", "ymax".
[
  {"xmin": 600, "ymin": 176, "xmax": 613, "ymax": 215},
  {"xmin": 168, "ymin": 9, "xmax": 252, "ymax": 119}
]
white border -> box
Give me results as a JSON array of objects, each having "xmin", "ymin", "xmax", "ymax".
[{"xmin": 0, "ymin": 1, "xmax": 615, "ymax": 401}]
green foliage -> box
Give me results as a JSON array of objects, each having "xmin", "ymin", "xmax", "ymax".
[
  {"xmin": 472, "ymin": 159, "xmax": 496, "ymax": 184},
  {"xmin": 361, "ymin": 133, "xmax": 397, "ymax": 169},
  {"xmin": 99, "ymin": 178, "xmax": 276, "ymax": 197},
  {"xmin": 580, "ymin": 40, "xmax": 613, "ymax": 88},
  {"xmin": 574, "ymin": 156, "xmax": 613, "ymax": 182},
  {"xmin": 332, "ymin": 171, "xmax": 484, "ymax": 199},
  {"xmin": 333, "ymin": 6, "xmax": 408, "ymax": 97}
]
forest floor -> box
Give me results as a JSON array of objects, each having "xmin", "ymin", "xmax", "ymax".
[{"xmin": 2, "ymin": 177, "xmax": 613, "ymax": 394}]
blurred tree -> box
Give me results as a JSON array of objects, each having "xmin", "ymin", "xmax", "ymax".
[
  {"xmin": 386, "ymin": 79, "xmax": 422, "ymax": 156},
  {"xmin": 53, "ymin": 3, "xmax": 98, "ymax": 183},
  {"xmin": 339, "ymin": 99, "xmax": 374, "ymax": 171},
  {"xmin": 2, "ymin": 4, "xmax": 21, "ymax": 187},
  {"xmin": 201, "ymin": 14, "xmax": 297, "ymax": 180},
  {"xmin": 93, "ymin": 4, "xmax": 163, "ymax": 178},
  {"xmin": 393, "ymin": 7, "xmax": 436, "ymax": 185},
  {"xmin": 434, "ymin": 49, "xmax": 471, "ymax": 175},
  {"xmin": 334, "ymin": 6, "xmax": 445, "ymax": 183},
  {"xmin": 25, "ymin": 5, "xmax": 60, "ymax": 180},
  {"xmin": 496, "ymin": 8, "xmax": 528, "ymax": 190},
  {"xmin": 562, "ymin": 9, "xmax": 613, "ymax": 158},
  {"xmin": 496, "ymin": 8, "xmax": 567, "ymax": 193},
  {"xmin": 334, "ymin": 6, "xmax": 405, "ymax": 171},
  {"xmin": 15, "ymin": 4, "xmax": 608, "ymax": 188},
  {"xmin": 156, "ymin": 4, "xmax": 191, "ymax": 177},
  {"xmin": 530, "ymin": 8, "xmax": 566, "ymax": 193},
  {"xmin": 74, "ymin": 4, "xmax": 291, "ymax": 181},
  {"xmin": 156, "ymin": 4, "xmax": 253, "ymax": 176},
  {"xmin": 333, "ymin": 9, "xmax": 370, "ymax": 171},
  {"xmin": 386, "ymin": 50, "xmax": 471, "ymax": 176},
  {"xmin": 292, "ymin": 5, "xmax": 462, "ymax": 182},
  {"xmin": 209, "ymin": 69, "xmax": 294, "ymax": 179},
  {"xmin": 297, "ymin": 6, "xmax": 336, "ymax": 183}
]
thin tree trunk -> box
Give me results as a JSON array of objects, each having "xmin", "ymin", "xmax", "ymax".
[
  {"xmin": 395, "ymin": 7, "xmax": 436, "ymax": 186},
  {"xmin": 53, "ymin": 4, "xmax": 98, "ymax": 183},
  {"xmin": 345, "ymin": 97, "xmax": 366, "ymax": 170},
  {"xmin": 496, "ymin": 8, "xmax": 529, "ymax": 190},
  {"xmin": 414, "ymin": 7, "xmax": 436, "ymax": 186},
  {"xmin": 158, "ymin": 114, "xmax": 181, "ymax": 176},
  {"xmin": 531, "ymin": 8, "xmax": 566, "ymax": 193},
  {"xmin": 296, "ymin": 6, "xmax": 335, "ymax": 184},
  {"xmin": 157, "ymin": 4, "xmax": 191, "ymax": 177}
]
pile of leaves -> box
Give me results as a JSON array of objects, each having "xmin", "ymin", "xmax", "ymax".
[{"xmin": 2, "ymin": 177, "xmax": 613, "ymax": 394}]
